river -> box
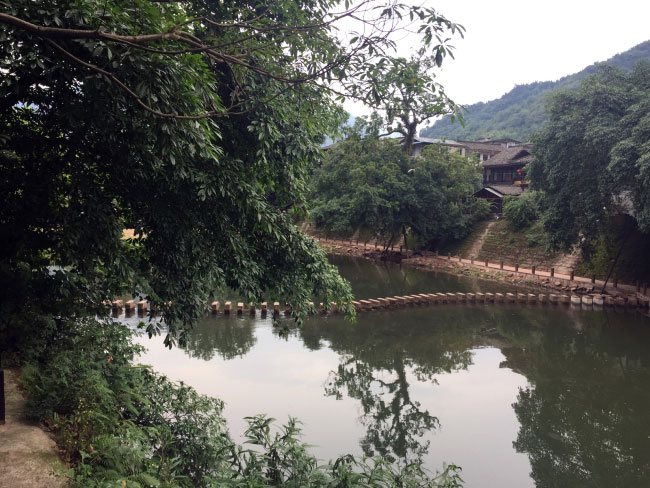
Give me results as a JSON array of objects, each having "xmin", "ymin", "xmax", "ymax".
[{"xmin": 119, "ymin": 255, "xmax": 650, "ymax": 487}]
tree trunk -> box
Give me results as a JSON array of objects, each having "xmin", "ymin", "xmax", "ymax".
[
  {"xmin": 601, "ymin": 228, "xmax": 631, "ymax": 293},
  {"xmin": 383, "ymin": 233, "xmax": 396, "ymax": 255},
  {"xmin": 402, "ymin": 120, "xmax": 418, "ymax": 156}
]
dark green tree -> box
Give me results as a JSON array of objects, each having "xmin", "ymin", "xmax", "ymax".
[
  {"xmin": 0, "ymin": 0, "xmax": 465, "ymax": 346},
  {"xmin": 310, "ymin": 135, "xmax": 489, "ymax": 250},
  {"xmin": 529, "ymin": 63, "xmax": 650, "ymax": 255}
]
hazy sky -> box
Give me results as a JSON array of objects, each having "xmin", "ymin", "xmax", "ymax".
[{"xmin": 343, "ymin": 0, "xmax": 650, "ymax": 115}]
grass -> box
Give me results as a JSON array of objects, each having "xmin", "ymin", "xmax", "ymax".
[
  {"xmin": 443, "ymin": 220, "xmax": 491, "ymax": 256},
  {"xmin": 441, "ymin": 218, "xmax": 561, "ymax": 270}
]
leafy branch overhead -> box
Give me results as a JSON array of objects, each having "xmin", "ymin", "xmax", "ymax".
[{"xmin": 0, "ymin": 0, "xmax": 463, "ymax": 119}]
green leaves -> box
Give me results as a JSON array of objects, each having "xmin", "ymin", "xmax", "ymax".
[
  {"xmin": 309, "ymin": 136, "xmax": 486, "ymax": 250},
  {"xmin": 530, "ymin": 62, "xmax": 650, "ymax": 252}
]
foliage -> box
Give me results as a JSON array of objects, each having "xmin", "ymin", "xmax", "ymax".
[
  {"xmin": 574, "ymin": 217, "xmax": 650, "ymax": 283},
  {"xmin": 372, "ymin": 53, "xmax": 463, "ymax": 155},
  {"xmin": 21, "ymin": 317, "xmax": 464, "ymax": 488},
  {"xmin": 0, "ymin": 0, "xmax": 469, "ymax": 346},
  {"xmin": 420, "ymin": 40, "xmax": 650, "ymax": 141},
  {"xmin": 502, "ymin": 191, "xmax": 542, "ymax": 229},
  {"xmin": 309, "ymin": 133, "xmax": 489, "ymax": 250},
  {"xmin": 528, "ymin": 62, "xmax": 650, "ymax": 258}
]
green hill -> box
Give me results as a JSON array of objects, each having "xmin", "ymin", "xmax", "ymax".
[{"xmin": 420, "ymin": 40, "xmax": 650, "ymax": 141}]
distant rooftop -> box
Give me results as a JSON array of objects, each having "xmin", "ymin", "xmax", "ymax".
[{"xmin": 480, "ymin": 146, "xmax": 532, "ymax": 167}]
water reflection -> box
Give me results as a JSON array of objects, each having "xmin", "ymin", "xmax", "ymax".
[
  {"xmin": 328, "ymin": 254, "xmax": 519, "ymax": 299},
  {"xmin": 182, "ymin": 316, "xmax": 256, "ymax": 361},
  {"xmin": 174, "ymin": 299, "xmax": 650, "ymax": 486},
  {"xmin": 125, "ymin": 255, "xmax": 650, "ymax": 487},
  {"xmin": 296, "ymin": 306, "xmax": 547, "ymax": 463},
  {"xmin": 502, "ymin": 311, "xmax": 650, "ymax": 488},
  {"xmin": 301, "ymin": 313, "xmax": 476, "ymax": 462}
]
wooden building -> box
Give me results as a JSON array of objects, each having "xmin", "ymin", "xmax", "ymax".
[
  {"xmin": 403, "ymin": 137, "xmax": 534, "ymax": 213},
  {"xmin": 473, "ymin": 184, "xmax": 526, "ymax": 213}
]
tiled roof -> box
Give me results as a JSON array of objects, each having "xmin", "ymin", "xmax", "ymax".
[
  {"xmin": 411, "ymin": 137, "xmax": 464, "ymax": 147},
  {"xmin": 487, "ymin": 184, "xmax": 526, "ymax": 196},
  {"xmin": 458, "ymin": 141, "xmax": 503, "ymax": 155},
  {"xmin": 480, "ymin": 146, "xmax": 533, "ymax": 167}
]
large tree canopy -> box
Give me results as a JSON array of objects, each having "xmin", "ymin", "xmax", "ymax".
[
  {"xmin": 529, "ymin": 62, "xmax": 650, "ymax": 254},
  {"xmin": 377, "ymin": 53, "xmax": 461, "ymax": 155},
  {"xmin": 0, "ymin": 0, "xmax": 464, "ymax": 346},
  {"xmin": 309, "ymin": 126, "xmax": 488, "ymax": 250}
]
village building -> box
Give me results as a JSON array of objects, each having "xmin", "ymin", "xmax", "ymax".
[
  {"xmin": 407, "ymin": 137, "xmax": 533, "ymax": 212},
  {"xmin": 475, "ymin": 145, "xmax": 532, "ymax": 212}
]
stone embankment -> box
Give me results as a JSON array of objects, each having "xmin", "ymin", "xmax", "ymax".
[
  {"xmin": 313, "ymin": 236, "xmax": 650, "ymax": 301},
  {"xmin": 105, "ymin": 235, "xmax": 649, "ymax": 317}
]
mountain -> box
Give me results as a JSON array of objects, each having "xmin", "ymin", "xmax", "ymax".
[{"xmin": 420, "ymin": 40, "xmax": 650, "ymax": 141}]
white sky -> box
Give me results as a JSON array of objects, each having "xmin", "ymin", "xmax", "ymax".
[{"xmin": 343, "ymin": 0, "xmax": 650, "ymax": 115}]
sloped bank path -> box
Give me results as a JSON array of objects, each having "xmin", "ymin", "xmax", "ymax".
[
  {"xmin": 314, "ymin": 236, "xmax": 650, "ymax": 302},
  {"xmin": 0, "ymin": 368, "xmax": 69, "ymax": 488}
]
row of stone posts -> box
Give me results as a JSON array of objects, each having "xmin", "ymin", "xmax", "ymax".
[
  {"xmin": 444, "ymin": 253, "xmax": 649, "ymax": 292},
  {"xmin": 350, "ymin": 292, "xmax": 649, "ymax": 312},
  {"xmin": 107, "ymin": 291, "xmax": 648, "ymax": 317},
  {"xmin": 109, "ymin": 299, "xmax": 150, "ymax": 314}
]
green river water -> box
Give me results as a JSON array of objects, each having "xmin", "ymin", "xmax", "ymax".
[{"xmin": 120, "ymin": 255, "xmax": 650, "ymax": 487}]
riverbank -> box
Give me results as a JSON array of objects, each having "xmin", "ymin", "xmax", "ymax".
[
  {"xmin": 315, "ymin": 236, "xmax": 650, "ymax": 303},
  {"xmin": 0, "ymin": 368, "xmax": 68, "ymax": 488}
]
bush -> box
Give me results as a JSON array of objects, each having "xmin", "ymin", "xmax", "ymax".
[
  {"xmin": 503, "ymin": 191, "xmax": 542, "ymax": 229},
  {"xmin": 20, "ymin": 317, "xmax": 464, "ymax": 488}
]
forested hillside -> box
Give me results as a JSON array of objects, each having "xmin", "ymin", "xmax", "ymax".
[{"xmin": 420, "ymin": 40, "xmax": 650, "ymax": 141}]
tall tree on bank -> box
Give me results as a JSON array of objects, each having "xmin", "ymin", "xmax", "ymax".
[
  {"xmin": 376, "ymin": 52, "xmax": 462, "ymax": 155},
  {"xmin": 529, "ymin": 63, "xmax": 650, "ymax": 259},
  {"xmin": 0, "ymin": 0, "xmax": 465, "ymax": 346}
]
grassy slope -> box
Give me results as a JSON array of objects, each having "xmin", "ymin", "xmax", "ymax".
[
  {"xmin": 446, "ymin": 219, "xmax": 563, "ymax": 270},
  {"xmin": 447, "ymin": 218, "xmax": 650, "ymax": 283},
  {"xmin": 443, "ymin": 220, "xmax": 490, "ymax": 257},
  {"xmin": 476, "ymin": 220, "xmax": 561, "ymax": 269}
]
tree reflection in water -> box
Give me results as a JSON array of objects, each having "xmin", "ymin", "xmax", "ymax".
[
  {"xmin": 181, "ymin": 315, "xmax": 256, "ymax": 361},
  {"xmin": 298, "ymin": 308, "xmax": 489, "ymax": 463},
  {"xmin": 177, "ymin": 299, "xmax": 650, "ymax": 485},
  {"xmin": 499, "ymin": 310, "xmax": 650, "ymax": 488}
]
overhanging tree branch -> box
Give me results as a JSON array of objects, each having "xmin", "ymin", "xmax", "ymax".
[{"xmin": 0, "ymin": 3, "xmax": 464, "ymax": 120}]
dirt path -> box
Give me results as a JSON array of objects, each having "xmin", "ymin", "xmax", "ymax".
[
  {"xmin": 0, "ymin": 368, "xmax": 69, "ymax": 488},
  {"xmin": 467, "ymin": 220, "xmax": 496, "ymax": 259},
  {"xmin": 552, "ymin": 247, "xmax": 581, "ymax": 275}
]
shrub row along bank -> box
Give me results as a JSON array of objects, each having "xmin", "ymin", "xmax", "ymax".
[{"xmin": 18, "ymin": 317, "xmax": 462, "ymax": 488}]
